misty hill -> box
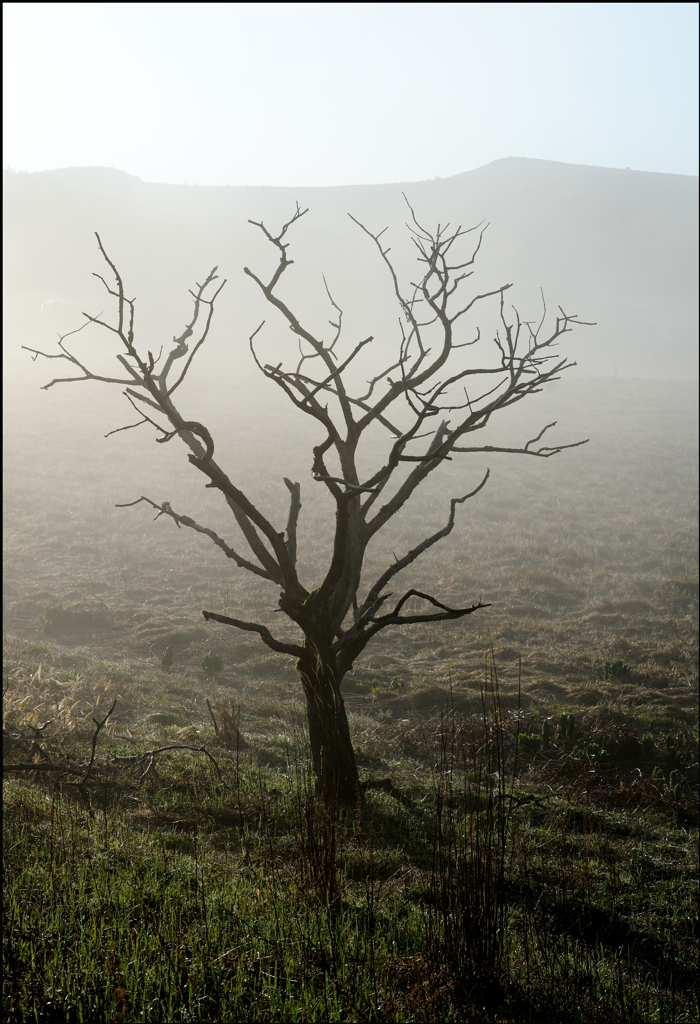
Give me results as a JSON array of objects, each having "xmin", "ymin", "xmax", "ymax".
[{"xmin": 4, "ymin": 157, "xmax": 698, "ymax": 381}]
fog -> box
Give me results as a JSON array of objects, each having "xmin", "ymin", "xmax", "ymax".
[
  {"xmin": 4, "ymin": 9, "xmax": 697, "ymax": 641},
  {"xmin": 4, "ymin": 157, "xmax": 697, "ymax": 384},
  {"xmin": 3, "ymin": 158, "xmax": 698, "ymax": 667}
]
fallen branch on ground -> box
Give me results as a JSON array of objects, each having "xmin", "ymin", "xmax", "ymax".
[
  {"xmin": 113, "ymin": 744, "xmax": 222, "ymax": 781},
  {"xmin": 2, "ymin": 762, "xmax": 85, "ymax": 775},
  {"xmin": 4, "ymin": 741, "xmax": 222, "ymax": 784}
]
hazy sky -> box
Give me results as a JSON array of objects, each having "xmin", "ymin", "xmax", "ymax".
[{"xmin": 4, "ymin": 2, "xmax": 698, "ymax": 186}]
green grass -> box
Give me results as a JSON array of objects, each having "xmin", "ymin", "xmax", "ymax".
[{"xmin": 3, "ymin": 642, "xmax": 698, "ymax": 1022}]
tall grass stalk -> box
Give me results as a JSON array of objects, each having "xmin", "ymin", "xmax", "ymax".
[{"xmin": 426, "ymin": 642, "xmax": 514, "ymax": 1005}]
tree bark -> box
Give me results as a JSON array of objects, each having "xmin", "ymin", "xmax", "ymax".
[{"xmin": 296, "ymin": 640, "xmax": 361, "ymax": 809}]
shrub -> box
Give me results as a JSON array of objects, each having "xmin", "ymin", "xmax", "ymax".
[
  {"xmin": 669, "ymin": 769, "xmax": 685, "ymax": 802},
  {"xmin": 598, "ymin": 659, "xmax": 631, "ymax": 680},
  {"xmin": 664, "ymin": 734, "xmax": 683, "ymax": 770},
  {"xmin": 519, "ymin": 732, "xmax": 542, "ymax": 755},
  {"xmin": 42, "ymin": 603, "xmax": 64, "ymax": 635},
  {"xmin": 201, "ymin": 651, "xmax": 225, "ymax": 676},
  {"xmin": 556, "ymin": 712, "xmax": 576, "ymax": 742},
  {"xmin": 641, "ymin": 733, "xmax": 656, "ymax": 758},
  {"xmin": 586, "ymin": 741, "xmax": 609, "ymax": 765}
]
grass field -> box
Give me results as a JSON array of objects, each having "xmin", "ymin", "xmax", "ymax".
[{"xmin": 3, "ymin": 376, "xmax": 699, "ymax": 1021}]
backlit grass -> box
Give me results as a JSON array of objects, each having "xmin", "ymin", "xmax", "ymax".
[{"xmin": 4, "ymin": 639, "xmax": 698, "ymax": 1022}]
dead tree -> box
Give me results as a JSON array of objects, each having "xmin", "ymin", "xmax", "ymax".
[{"xmin": 24, "ymin": 199, "xmax": 590, "ymax": 808}]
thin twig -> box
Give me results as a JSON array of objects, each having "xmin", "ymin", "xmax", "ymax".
[
  {"xmin": 206, "ymin": 699, "xmax": 220, "ymax": 738},
  {"xmin": 132, "ymin": 744, "xmax": 223, "ymax": 782},
  {"xmin": 82, "ymin": 700, "xmax": 117, "ymax": 783}
]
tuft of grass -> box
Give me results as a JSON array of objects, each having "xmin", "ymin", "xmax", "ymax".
[
  {"xmin": 598, "ymin": 658, "xmax": 632, "ymax": 681},
  {"xmin": 518, "ymin": 731, "xmax": 543, "ymax": 755},
  {"xmin": 201, "ymin": 651, "xmax": 225, "ymax": 677}
]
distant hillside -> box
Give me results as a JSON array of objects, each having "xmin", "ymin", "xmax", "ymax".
[{"xmin": 4, "ymin": 158, "xmax": 698, "ymax": 379}]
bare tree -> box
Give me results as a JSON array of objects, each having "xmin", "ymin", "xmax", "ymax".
[{"xmin": 24, "ymin": 199, "xmax": 590, "ymax": 808}]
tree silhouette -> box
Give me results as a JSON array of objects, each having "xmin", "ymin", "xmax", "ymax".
[{"xmin": 25, "ymin": 199, "xmax": 590, "ymax": 807}]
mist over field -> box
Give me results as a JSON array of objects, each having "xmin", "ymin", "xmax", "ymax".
[
  {"xmin": 5, "ymin": 158, "xmax": 698, "ymax": 386},
  {"xmin": 3, "ymin": 156, "xmax": 698, "ymax": 693}
]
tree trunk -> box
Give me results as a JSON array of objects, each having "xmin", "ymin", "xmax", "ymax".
[{"xmin": 296, "ymin": 640, "xmax": 361, "ymax": 809}]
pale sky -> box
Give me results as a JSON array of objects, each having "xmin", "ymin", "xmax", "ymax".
[{"xmin": 3, "ymin": 2, "xmax": 698, "ymax": 186}]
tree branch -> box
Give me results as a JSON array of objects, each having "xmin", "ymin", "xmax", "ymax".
[
  {"xmin": 201, "ymin": 611, "xmax": 304, "ymax": 658},
  {"xmin": 283, "ymin": 477, "xmax": 301, "ymax": 566},
  {"xmin": 357, "ymin": 470, "xmax": 490, "ymax": 624},
  {"xmin": 361, "ymin": 592, "xmax": 490, "ymax": 638},
  {"xmin": 115, "ymin": 496, "xmax": 276, "ymax": 580},
  {"xmin": 452, "ymin": 421, "xmax": 589, "ymax": 457}
]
